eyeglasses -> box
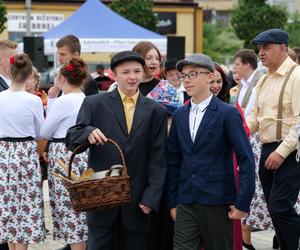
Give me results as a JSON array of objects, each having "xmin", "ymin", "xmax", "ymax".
[{"xmin": 178, "ymin": 71, "xmax": 210, "ymax": 81}]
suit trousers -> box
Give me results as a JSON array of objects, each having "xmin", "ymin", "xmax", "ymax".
[
  {"xmin": 87, "ymin": 211, "xmax": 147, "ymax": 250},
  {"xmin": 0, "ymin": 244, "xmax": 9, "ymax": 250},
  {"xmin": 173, "ymin": 203, "xmax": 233, "ymax": 250},
  {"xmin": 259, "ymin": 142, "xmax": 300, "ymax": 250}
]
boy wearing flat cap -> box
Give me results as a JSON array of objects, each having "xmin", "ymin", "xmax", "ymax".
[
  {"xmin": 66, "ymin": 51, "xmax": 168, "ymax": 250},
  {"xmin": 166, "ymin": 53, "xmax": 255, "ymax": 250},
  {"xmin": 247, "ymin": 28, "xmax": 300, "ymax": 249}
]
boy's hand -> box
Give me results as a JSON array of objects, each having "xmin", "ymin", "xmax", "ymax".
[
  {"xmin": 139, "ymin": 203, "xmax": 152, "ymax": 214},
  {"xmin": 228, "ymin": 205, "xmax": 247, "ymax": 219},
  {"xmin": 170, "ymin": 208, "xmax": 177, "ymax": 221},
  {"xmin": 88, "ymin": 129, "xmax": 107, "ymax": 145}
]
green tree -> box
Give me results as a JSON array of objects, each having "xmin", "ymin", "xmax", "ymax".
[
  {"xmin": 0, "ymin": 0, "xmax": 7, "ymax": 34},
  {"xmin": 231, "ymin": 0, "xmax": 288, "ymax": 47},
  {"xmin": 203, "ymin": 22, "xmax": 243, "ymax": 64},
  {"xmin": 286, "ymin": 12, "xmax": 300, "ymax": 47},
  {"xmin": 110, "ymin": 0, "xmax": 157, "ymax": 31}
]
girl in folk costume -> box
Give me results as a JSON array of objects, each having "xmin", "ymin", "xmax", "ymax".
[
  {"xmin": 40, "ymin": 58, "xmax": 88, "ymax": 250},
  {"xmin": 0, "ymin": 54, "xmax": 46, "ymax": 249}
]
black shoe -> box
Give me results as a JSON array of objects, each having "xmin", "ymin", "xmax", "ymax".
[
  {"xmin": 273, "ymin": 235, "xmax": 280, "ymax": 249},
  {"xmin": 57, "ymin": 245, "xmax": 71, "ymax": 250},
  {"xmin": 242, "ymin": 240, "xmax": 256, "ymax": 250}
]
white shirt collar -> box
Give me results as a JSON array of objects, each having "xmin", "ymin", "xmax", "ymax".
[
  {"xmin": 241, "ymin": 69, "xmax": 257, "ymax": 88},
  {"xmin": 190, "ymin": 94, "xmax": 213, "ymax": 112}
]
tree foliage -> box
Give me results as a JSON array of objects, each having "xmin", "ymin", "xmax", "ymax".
[
  {"xmin": 0, "ymin": 0, "xmax": 7, "ymax": 34},
  {"xmin": 110, "ymin": 0, "xmax": 158, "ymax": 32},
  {"xmin": 286, "ymin": 12, "xmax": 300, "ymax": 48},
  {"xmin": 231, "ymin": 0, "xmax": 288, "ymax": 47},
  {"xmin": 203, "ymin": 22, "xmax": 243, "ymax": 64}
]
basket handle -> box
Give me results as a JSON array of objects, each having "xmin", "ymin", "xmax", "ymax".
[{"xmin": 68, "ymin": 138, "xmax": 127, "ymax": 180}]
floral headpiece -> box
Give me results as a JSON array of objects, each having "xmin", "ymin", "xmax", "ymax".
[
  {"xmin": 66, "ymin": 63, "xmax": 75, "ymax": 72},
  {"xmin": 9, "ymin": 56, "xmax": 15, "ymax": 65}
]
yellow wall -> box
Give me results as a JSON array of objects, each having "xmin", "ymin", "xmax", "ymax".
[{"xmin": 154, "ymin": 6, "xmax": 203, "ymax": 54}]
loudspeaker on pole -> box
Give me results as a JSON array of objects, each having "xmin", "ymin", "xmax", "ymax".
[
  {"xmin": 167, "ymin": 36, "xmax": 185, "ymax": 61},
  {"xmin": 23, "ymin": 36, "xmax": 45, "ymax": 72}
]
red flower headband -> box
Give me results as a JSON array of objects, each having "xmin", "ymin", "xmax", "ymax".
[
  {"xmin": 9, "ymin": 56, "xmax": 15, "ymax": 65},
  {"xmin": 66, "ymin": 63, "xmax": 74, "ymax": 72}
]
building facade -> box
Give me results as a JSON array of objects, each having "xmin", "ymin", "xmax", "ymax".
[{"xmin": 1, "ymin": 0, "xmax": 203, "ymax": 64}]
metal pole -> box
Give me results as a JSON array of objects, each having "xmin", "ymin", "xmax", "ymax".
[{"xmin": 25, "ymin": 0, "xmax": 31, "ymax": 36}]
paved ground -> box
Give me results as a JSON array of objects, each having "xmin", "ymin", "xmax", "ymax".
[{"xmin": 28, "ymin": 181, "xmax": 276, "ymax": 250}]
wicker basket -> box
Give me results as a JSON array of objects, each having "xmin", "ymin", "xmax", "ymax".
[{"xmin": 66, "ymin": 138, "xmax": 131, "ymax": 212}]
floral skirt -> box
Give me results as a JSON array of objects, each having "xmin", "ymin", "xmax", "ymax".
[
  {"xmin": 48, "ymin": 142, "xmax": 88, "ymax": 244},
  {"xmin": 242, "ymin": 133, "xmax": 273, "ymax": 230},
  {"xmin": 0, "ymin": 140, "xmax": 46, "ymax": 243}
]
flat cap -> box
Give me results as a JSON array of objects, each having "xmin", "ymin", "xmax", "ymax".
[
  {"xmin": 251, "ymin": 28, "xmax": 288, "ymax": 46},
  {"xmin": 111, "ymin": 51, "xmax": 145, "ymax": 70},
  {"xmin": 176, "ymin": 54, "xmax": 214, "ymax": 72}
]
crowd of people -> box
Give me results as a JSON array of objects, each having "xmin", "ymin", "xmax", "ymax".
[{"xmin": 0, "ymin": 28, "xmax": 299, "ymax": 250}]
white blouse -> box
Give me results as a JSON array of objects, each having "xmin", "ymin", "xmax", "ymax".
[
  {"xmin": 40, "ymin": 92, "xmax": 85, "ymax": 139},
  {"xmin": 0, "ymin": 89, "xmax": 44, "ymax": 139}
]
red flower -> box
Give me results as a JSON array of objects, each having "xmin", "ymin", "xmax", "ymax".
[
  {"xmin": 9, "ymin": 56, "xmax": 15, "ymax": 65},
  {"xmin": 66, "ymin": 63, "xmax": 74, "ymax": 72}
]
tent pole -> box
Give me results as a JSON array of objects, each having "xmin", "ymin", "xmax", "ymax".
[{"xmin": 25, "ymin": 0, "xmax": 31, "ymax": 36}]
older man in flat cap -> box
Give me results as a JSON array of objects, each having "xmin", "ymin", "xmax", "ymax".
[{"xmin": 247, "ymin": 28, "xmax": 300, "ymax": 249}]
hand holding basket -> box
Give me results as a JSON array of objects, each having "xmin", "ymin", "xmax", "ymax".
[{"xmin": 65, "ymin": 138, "xmax": 131, "ymax": 212}]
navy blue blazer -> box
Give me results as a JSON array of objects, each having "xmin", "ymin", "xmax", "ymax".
[{"xmin": 166, "ymin": 95, "xmax": 255, "ymax": 212}]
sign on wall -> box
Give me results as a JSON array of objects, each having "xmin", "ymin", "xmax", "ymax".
[
  {"xmin": 156, "ymin": 12, "xmax": 176, "ymax": 35},
  {"xmin": 8, "ymin": 13, "xmax": 64, "ymax": 33}
]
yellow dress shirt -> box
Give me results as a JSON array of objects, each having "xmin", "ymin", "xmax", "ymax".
[
  {"xmin": 246, "ymin": 57, "xmax": 300, "ymax": 158},
  {"xmin": 118, "ymin": 87, "xmax": 139, "ymax": 133}
]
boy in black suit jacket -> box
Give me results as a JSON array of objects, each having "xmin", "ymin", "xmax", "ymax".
[{"xmin": 66, "ymin": 51, "xmax": 168, "ymax": 250}]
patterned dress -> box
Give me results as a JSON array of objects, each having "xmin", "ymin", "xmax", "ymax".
[
  {"xmin": 48, "ymin": 142, "xmax": 88, "ymax": 244},
  {"xmin": 242, "ymin": 133, "xmax": 273, "ymax": 229},
  {"xmin": 0, "ymin": 140, "xmax": 46, "ymax": 243},
  {"xmin": 0, "ymin": 90, "xmax": 45, "ymax": 244},
  {"xmin": 40, "ymin": 92, "xmax": 88, "ymax": 244}
]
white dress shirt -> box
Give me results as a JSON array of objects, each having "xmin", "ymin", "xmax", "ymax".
[
  {"xmin": 189, "ymin": 95, "xmax": 213, "ymax": 142},
  {"xmin": 238, "ymin": 69, "xmax": 257, "ymax": 118},
  {"xmin": 175, "ymin": 83, "xmax": 186, "ymax": 104}
]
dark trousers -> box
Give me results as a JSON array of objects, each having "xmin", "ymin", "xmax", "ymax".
[
  {"xmin": 0, "ymin": 244, "xmax": 9, "ymax": 250},
  {"xmin": 173, "ymin": 204, "xmax": 233, "ymax": 250},
  {"xmin": 87, "ymin": 212, "xmax": 147, "ymax": 250},
  {"xmin": 259, "ymin": 142, "xmax": 300, "ymax": 250},
  {"xmin": 147, "ymin": 199, "xmax": 174, "ymax": 250}
]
